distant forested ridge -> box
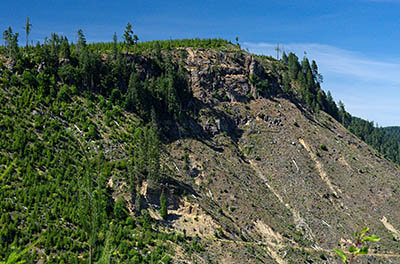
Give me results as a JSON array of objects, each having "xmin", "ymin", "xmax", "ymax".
[{"xmin": 338, "ymin": 114, "xmax": 400, "ymax": 164}]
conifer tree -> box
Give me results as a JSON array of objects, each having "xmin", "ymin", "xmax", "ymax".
[
  {"xmin": 311, "ymin": 60, "xmax": 323, "ymax": 84},
  {"xmin": 160, "ymin": 189, "xmax": 168, "ymax": 220},
  {"xmin": 282, "ymin": 51, "xmax": 288, "ymax": 65},
  {"xmin": 287, "ymin": 52, "xmax": 300, "ymax": 80},
  {"xmin": 24, "ymin": 17, "xmax": 32, "ymax": 48},
  {"xmin": 76, "ymin": 29, "xmax": 86, "ymax": 56},
  {"xmin": 147, "ymin": 125, "xmax": 160, "ymax": 182},
  {"xmin": 112, "ymin": 32, "xmax": 118, "ymax": 58},
  {"xmin": 126, "ymin": 71, "xmax": 142, "ymax": 112},
  {"xmin": 326, "ymin": 91, "xmax": 339, "ymax": 119},
  {"xmin": 123, "ymin": 22, "xmax": 138, "ymax": 52},
  {"xmin": 60, "ymin": 36, "xmax": 71, "ymax": 59},
  {"xmin": 135, "ymin": 193, "xmax": 143, "ymax": 216},
  {"xmin": 3, "ymin": 26, "xmax": 19, "ymax": 59},
  {"xmin": 338, "ymin": 100, "xmax": 346, "ymax": 125}
]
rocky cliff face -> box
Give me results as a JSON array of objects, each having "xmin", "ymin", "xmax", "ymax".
[{"xmin": 137, "ymin": 48, "xmax": 400, "ymax": 263}]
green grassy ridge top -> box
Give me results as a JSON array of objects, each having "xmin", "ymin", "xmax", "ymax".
[{"xmin": 88, "ymin": 38, "xmax": 237, "ymax": 53}]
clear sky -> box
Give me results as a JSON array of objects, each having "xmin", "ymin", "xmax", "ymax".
[{"xmin": 1, "ymin": 0, "xmax": 399, "ymax": 126}]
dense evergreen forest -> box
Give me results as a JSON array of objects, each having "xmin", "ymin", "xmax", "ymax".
[
  {"xmin": 1, "ymin": 21, "xmax": 399, "ymax": 263},
  {"xmin": 342, "ymin": 117, "xmax": 400, "ymax": 164}
]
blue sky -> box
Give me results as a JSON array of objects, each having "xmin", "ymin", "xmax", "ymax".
[{"xmin": 1, "ymin": 0, "xmax": 399, "ymax": 126}]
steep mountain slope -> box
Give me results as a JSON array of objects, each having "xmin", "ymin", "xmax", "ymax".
[
  {"xmin": 1, "ymin": 38, "xmax": 400, "ymax": 263},
  {"xmin": 160, "ymin": 48, "xmax": 400, "ymax": 263}
]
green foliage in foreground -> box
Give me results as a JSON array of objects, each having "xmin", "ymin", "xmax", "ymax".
[{"xmin": 334, "ymin": 227, "xmax": 380, "ymax": 264}]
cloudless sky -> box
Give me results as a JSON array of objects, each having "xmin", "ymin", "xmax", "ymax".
[{"xmin": 1, "ymin": 0, "xmax": 400, "ymax": 126}]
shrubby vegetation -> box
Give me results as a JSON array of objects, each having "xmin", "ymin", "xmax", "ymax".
[{"xmin": 90, "ymin": 38, "xmax": 235, "ymax": 54}]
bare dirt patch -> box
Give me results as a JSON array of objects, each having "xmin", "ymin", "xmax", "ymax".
[
  {"xmin": 170, "ymin": 197, "xmax": 220, "ymax": 238},
  {"xmin": 381, "ymin": 216, "xmax": 400, "ymax": 240},
  {"xmin": 254, "ymin": 219, "xmax": 284, "ymax": 247}
]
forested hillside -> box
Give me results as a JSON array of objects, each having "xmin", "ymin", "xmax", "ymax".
[
  {"xmin": 339, "ymin": 113, "xmax": 400, "ymax": 165},
  {"xmin": 1, "ymin": 23, "xmax": 400, "ymax": 263},
  {"xmin": 0, "ymin": 26, "xmax": 211, "ymax": 263}
]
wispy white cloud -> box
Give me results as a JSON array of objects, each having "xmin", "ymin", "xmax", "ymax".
[
  {"xmin": 244, "ymin": 42, "xmax": 400, "ymax": 85},
  {"xmin": 243, "ymin": 42, "xmax": 400, "ymax": 126}
]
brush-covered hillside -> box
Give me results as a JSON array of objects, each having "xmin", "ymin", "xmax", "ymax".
[{"xmin": 1, "ymin": 27, "xmax": 400, "ymax": 264}]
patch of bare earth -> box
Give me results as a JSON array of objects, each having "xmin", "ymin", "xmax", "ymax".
[
  {"xmin": 169, "ymin": 197, "xmax": 220, "ymax": 238},
  {"xmin": 381, "ymin": 216, "xmax": 400, "ymax": 240}
]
